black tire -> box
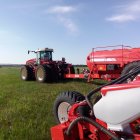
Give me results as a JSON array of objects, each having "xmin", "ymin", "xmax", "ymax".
[
  {"xmin": 53, "ymin": 91, "xmax": 85, "ymax": 124},
  {"xmin": 70, "ymin": 66, "xmax": 75, "ymax": 74},
  {"xmin": 35, "ymin": 65, "xmax": 51, "ymax": 83},
  {"xmin": 121, "ymin": 61, "xmax": 140, "ymax": 83},
  {"xmin": 57, "ymin": 64, "xmax": 66, "ymax": 80},
  {"xmin": 20, "ymin": 65, "xmax": 34, "ymax": 81},
  {"xmin": 50, "ymin": 66, "xmax": 59, "ymax": 82}
]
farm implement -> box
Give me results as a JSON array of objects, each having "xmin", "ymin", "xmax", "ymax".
[
  {"xmin": 21, "ymin": 45, "xmax": 140, "ymax": 83},
  {"xmin": 51, "ymin": 65, "xmax": 140, "ymax": 140}
]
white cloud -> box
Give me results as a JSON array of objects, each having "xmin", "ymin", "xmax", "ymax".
[
  {"xmin": 107, "ymin": 15, "xmax": 136, "ymax": 22},
  {"xmin": 47, "ymin": 6, "xmax": 76, "ymax": 14},
  {"xmin": 46, "ymin": 5, "xmax": 78, "ymax": 33},
  {"xmin": 58, "ymin": 16, "xmax": 78, "ymax": 33},
  {"xmin": 106, "ymin": 0, "xmax": 140, "ymax": 23},
  {"xmin": 125, "ymin": 1, "xmax": 140, "ymax": 12}
]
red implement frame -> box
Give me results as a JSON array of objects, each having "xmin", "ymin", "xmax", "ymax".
[
  {"xmin": 51, "ymin": 101, "xmax": 140, "ymax": 140},
  {"xmin": 65, "ymin": 45, "xmax": 140, "ymax": 82}
]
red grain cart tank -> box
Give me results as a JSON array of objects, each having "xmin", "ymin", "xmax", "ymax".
[{"xmin": 86, "ymin": 45, "xmax": 140, "ymax": 81}]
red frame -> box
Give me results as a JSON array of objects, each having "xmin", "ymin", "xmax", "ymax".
[
  {"xmin": 101, "ymin": 80, "xmax": 140, "ymax": 96},
  {"xmin": 63, "ymin": 45, "xmax": 140, "ymax": 82},
  {"xmin": 51, "ymin": 100, "xmax": 140, "ymax": 140}
]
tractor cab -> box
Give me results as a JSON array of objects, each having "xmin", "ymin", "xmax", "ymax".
[
  {"xmin": 28, "ymin": 48, "xmax": 53, "ymax": 65},
  {"xmin": 35, "ymin": 48, "xmax": 53, "ymax": 64}
]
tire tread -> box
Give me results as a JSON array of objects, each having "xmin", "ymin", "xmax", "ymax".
[{"xmin": 53, "ymin": 91, "xmax": 85, "ymax": 123}]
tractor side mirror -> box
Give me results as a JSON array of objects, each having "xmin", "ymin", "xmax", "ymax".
[{"xmin": 28, "ymin": 50, "xmax": 30, "ymax": 54}]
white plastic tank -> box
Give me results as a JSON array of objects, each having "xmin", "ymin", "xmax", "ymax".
[{"xmin": 94, "ymin": 85, "xmax": 140, "ymax": 131}]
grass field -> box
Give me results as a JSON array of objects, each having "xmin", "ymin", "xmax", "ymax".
[{"xmin": 0, "ymin": 67, "xmax": 104, "ymax": 140}]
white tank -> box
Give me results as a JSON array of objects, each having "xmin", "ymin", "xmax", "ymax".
[{"xmin": 94, "ymin": 85, "xmax": 140, "ymax": 132}]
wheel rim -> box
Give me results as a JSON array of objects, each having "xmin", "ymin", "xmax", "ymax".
[
  {"xmin": 58, "ymin": 102, "xmax": 71, "ymax": 123},
  {"xmin": 21, "ymin": 68, "xmax": 27, "ymax": 80},
  {"xmin": 37, "ymin": 68, "xmax": 44, "ymax": 81}
]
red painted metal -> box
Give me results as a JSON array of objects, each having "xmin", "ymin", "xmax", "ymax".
[
  {"xmin": 101, "ymin": 80, "xmax": 140, "ymax": 96},
  {"xmin": 51, "ymin": 101, "xmax": 140, "ymax": 140},
  {"xmin": 85, "ymin": 45, "xmax": 140, "ymax": 81},
  {"xmin": 25, "ymin": 46, "xmax": 140, "ymax": 82},
  {"xmin": 87, "ymin": 45, "xmax": 140, "ymax": 66},
  {"xmin": 51, "ymin": 123, "xmax": 78, "ymax": 140},
  {"xmin": 64, "ymin": 74, "xmax": 100, "ymax": 79},
  {"xmin": 51, "ymin": 80, "xmax": 140, "ymax": 139},
  {"xmin": 63, "ymin": 45, "xmax": 140, "ymax": 82},
  {"xmin": 51, "ymin": 101, "xmax": 111, "ymax": 140},
  {"xmin": 64, "ymin": 74, "xmax": 85, "ymax": 79}
]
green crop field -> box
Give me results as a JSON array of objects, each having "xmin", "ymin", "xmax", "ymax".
[{"xmin": 0, "ymin": 67, "xmax": 105, "ymax": 140}]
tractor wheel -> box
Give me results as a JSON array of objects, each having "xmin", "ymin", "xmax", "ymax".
[
  {"xmin": 70, "ymin": 66, "xmax": 75, "ymax": 74},
  {"xmin": 20, "ymin": 65, "xmax": 34, "ymax": 81},
  {"xmin": 35, "ymin": 65, "xmax": 51, "ymax": 83},
  {"xmin": 50, "ymin": 67, "xmax": 59, "ymax": 82},
  {"xmin": 51, "ymin": 71, "xmax": 59, "ymax": 82},
  {"xmin": 53, "ymin": 91, "xmax": 85, "ymax": 124},
  {"xmin": 121, "ymin": 61, "xmax": 140, "ymax": 83}
]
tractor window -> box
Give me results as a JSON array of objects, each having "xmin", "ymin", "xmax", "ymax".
[{"xmin": 40, "ymin": 51, "xmax": 52, "ymax": 61}]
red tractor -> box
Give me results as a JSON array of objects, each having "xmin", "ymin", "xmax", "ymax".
[
  {"xmin": 51, "ymin": 66, "xmax": 140, "ymax": 140},
  {"xmin": 20, "ymin": 48, "xmax": 74, "ymax": 83}
]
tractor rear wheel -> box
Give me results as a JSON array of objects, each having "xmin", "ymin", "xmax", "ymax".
[
  {"xmin": 53, "ymin": 91, "xmax": 85, "ymax": 123},
  {"xmin": 121, "ymin": 61, "xmax": 140, "ymax": 83},
  {"xmin": 50, "ymin": 66, "xmax": 59, "ymax": 82},
  {"xmin": 20, "ymin": 65, "xmax": 34, "ymax": 81},
  {"xmin": 35, "ymin": 65, "xmax": 51, "ymax": 83}
]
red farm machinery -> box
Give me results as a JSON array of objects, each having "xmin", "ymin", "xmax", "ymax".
[
  {"xmin": 20, "ymin": 48, "xmax": 75, "ymax": 83},
  {"xmin": 51, "ymin": 65, "xmax": 140, "ymax": 140},
  {"xmin": 21, "ymin": 45, "xmax": 140, "ymax": 83},
  {"xmin": 86, "ymin": 45, "xmax": 140, "ymax": 82}
]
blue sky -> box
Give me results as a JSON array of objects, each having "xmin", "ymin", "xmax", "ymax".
[{"xmin": 1, "ymin": 0, "xmax": 140, "ymax": 64}]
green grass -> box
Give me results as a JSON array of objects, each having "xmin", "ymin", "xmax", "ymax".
[{"xmin": 0, "ymin": 67, "xmax": 103, "ymax": 140}]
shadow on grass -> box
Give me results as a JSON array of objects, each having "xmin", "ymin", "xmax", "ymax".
[
  {"xmin": 92, "ymin": 79, "xmax": 108, "ymax": 85},
  {"xmin": 21, "ymin": 78, "xmax": 108, "ymax": 87},
  {"xmin": 59, "ymin": 79, "xmax": 87, "ymax": 83},
  {"xmin": 58, "ymin": 79, "xmax": 108, "ymax": 85}
]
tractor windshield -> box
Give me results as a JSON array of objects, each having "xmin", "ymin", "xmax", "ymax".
[{"xmin": 40, "ymin": 51, "xmax": 52, "ymax": 61}]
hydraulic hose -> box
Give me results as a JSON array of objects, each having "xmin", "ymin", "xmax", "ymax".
[{"xmin": 66, "ymin": 116, "xmax": 120, "ymax": 140}]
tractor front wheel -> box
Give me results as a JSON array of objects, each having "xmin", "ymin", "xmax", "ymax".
[
  {"xmin": 20, "ymin": 65, "xmax": 34, "ymax": 81},
  {"xmin": 35, "ymin": 65, "xmax": 50, "ymax": 83},
  {"xmin": 53, "ymin": 91, "xmax": 85, "ymax": 124}
]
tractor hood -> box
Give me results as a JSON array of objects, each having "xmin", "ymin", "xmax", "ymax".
[{"xmin": 26, "ymin": 58, "xmax": 36, "ymax": 65}]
